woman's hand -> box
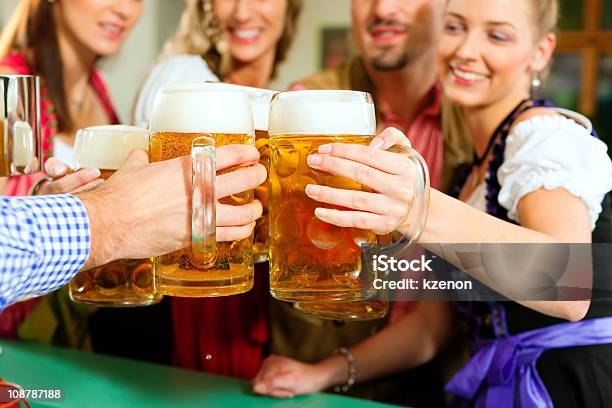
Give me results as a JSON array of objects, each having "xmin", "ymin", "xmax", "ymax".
[
  {"xmin": 36, "ymin": 157, "xmax": 104, "ymax": 195},
  {"xmin": 252, "ymin": 354, "xmax": 344, "ymax": 398},
  {"xmin": 305, "ymin": 127, "xmax": 418, "ymax": 236}
]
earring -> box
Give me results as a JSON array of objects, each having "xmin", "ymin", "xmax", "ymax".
[{"xmin": 530, "ymin": 72, "xmax": 542, "ymax": 100}]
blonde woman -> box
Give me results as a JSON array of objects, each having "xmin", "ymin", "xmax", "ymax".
[
  {"xmin": 133, "ymin": 0, "xmax": 301, "ymax": 126},
  {"xmin": 129, "ymin": 0, "xmax": 301, "ymax": 379},
  {"xmin": 253, "ymin": 0, "xmax": 612, "ymax": 406}
]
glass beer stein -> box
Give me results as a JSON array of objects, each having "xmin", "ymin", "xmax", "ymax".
[
  {"xmin": 268, "ymin": 90, "xmax": 430, "ymax": 304},
  {"xmin": 248, "ymin": 87, "xmax": 278, "ymax": 263},
  {"xmin": 149, "ymin": 85, "xmax": 256, "ymax": 297},
  {"xmin": 202, "ymin": 82, "xmax": 278, "ymax": 262},
  {"xmin": 68, "ymin": 125, "xmax": 159, "ymax": 307},
  {"xmin": 0, "ymin": 75, "xmax": 42, "ymax": 176}
]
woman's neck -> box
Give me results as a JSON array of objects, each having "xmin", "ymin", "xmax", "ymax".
[
  {"xmin": 464, "ymin": 89, "xmax": 531, "ymax": 159},
  {"xmin": 225, "ymin": 49, "xmax": 275, "ymax": 88},
  {"xmin": 55, "ymin": 23, "xmax": 96, "ymax": 100}
]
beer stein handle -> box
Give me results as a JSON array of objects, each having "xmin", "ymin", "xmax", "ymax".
[
  {"xmin": 396, "ymin": 145, "xmax": 430, "ymax": 246},
  {"xmin": 364, "ymin": 145, "xmax": 430, "ymax": 264},
  {"xmin": 191, "ymin": 136, "xmax": 217, "ymax": 266}
]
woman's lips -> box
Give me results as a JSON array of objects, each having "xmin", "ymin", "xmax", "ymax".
[
  {"xmin": 99, "ymin": 22, "xmax": 126, "ymax": 40},
  {"xmin": 450, "ymin": 66, "xmax": 489, "ymax": 86},
  {"xmin": 230, "ymin": 28, "xmax": 263, "ymax": 45}
]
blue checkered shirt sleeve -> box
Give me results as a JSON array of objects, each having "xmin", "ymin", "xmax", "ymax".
[{"xmin": 0, "ymin": 194, "xmax": 91, "ymax": 311}]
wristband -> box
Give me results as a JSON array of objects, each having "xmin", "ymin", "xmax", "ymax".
[{"xmin": 332, "ymin": 347, "xmax": 356, "ymax": 392}]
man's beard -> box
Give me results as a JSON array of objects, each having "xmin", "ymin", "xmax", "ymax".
[
  {"xmin": 370, "ymin": 50, "xmax": 409, "ymax": 71},
  {"xmin": 365, "ymin": 19, "xmax": 412, "ymax": 71}
]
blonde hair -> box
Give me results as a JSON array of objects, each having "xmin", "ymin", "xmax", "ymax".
[
  {"xmin": 529, "ymin": 0, "xmax": 559, "ymax": 38},
  {"xmin": 162, "ymin": 0, "xmax": 302, "ymax": 80}
]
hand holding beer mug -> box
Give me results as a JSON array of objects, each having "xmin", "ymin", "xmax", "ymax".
[
  {"xmin": 149, "ymin": 85, "xmax": 258, "ymax": 297},
  {"xmin": 294, "ymin": 126, "xmax": 430, "ymax": 318},
  {"xmin": 268, "ymin": 91, "xmax": 429, "ymax": 307},
  {"xmin": 68, "ymin": 125, "xmax": 159, "ymax": 307},
  {"xmin": 201, "ymin": 82, "xmax": 278, "ymax": 263}
]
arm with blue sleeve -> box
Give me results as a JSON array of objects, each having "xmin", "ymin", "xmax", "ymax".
[{"xmin": 0, "ymin": 194, "xmax": 90, "ymax": 311}]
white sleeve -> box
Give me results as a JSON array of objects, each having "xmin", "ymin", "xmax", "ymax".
[
  {"xmin": 132, "ymin": 55, "xmax": 219, "ymax": 128},
  {"xmin": 498, "ymin": 113, "xmax": 612, "ymax": 230}
]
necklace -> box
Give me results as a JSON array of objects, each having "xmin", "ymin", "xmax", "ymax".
[
  {"xmin": 69, "ymin": 78, "xmax": 89, "ymax": 113},
  {"xmin": 69, "ymin": 97, "xmax": 85, "ymax": 112}
]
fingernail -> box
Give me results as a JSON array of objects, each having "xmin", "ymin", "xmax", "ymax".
[
  {"xmin": 52, "ymin": 163, "xmax": 67, "ymax": 176},
  {"xmin": 370, "ymin": 139, "xmax": 384, "ymax": 150},
  {"xmin": 307, "ymin": 154, "xmax": 322, "ymax": 166},
  {"xmin": 315, "ymin": 208, "xmax": 329, "ymax": 217},
  {"xmin": 318, "ymin": 144, "xmax": 332, "ymax": 154},
  {"xmin": 87, "ymin": 168, "xmax": 101, "ymax": 178},
  {"xmin": 305, "ymin": 184, "xmax": 321, "ymax": 196}
]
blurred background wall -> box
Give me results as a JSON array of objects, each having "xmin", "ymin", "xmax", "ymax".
[{"xmin": 0, "ymin": 0, "xmax": 610, "ymax": 150}]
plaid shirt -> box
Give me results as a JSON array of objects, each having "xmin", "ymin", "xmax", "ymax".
[{"xmin": 0, "ymin": 194, "xmax": 90, "ymax": 311}]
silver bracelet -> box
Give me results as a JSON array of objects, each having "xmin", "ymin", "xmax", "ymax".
[
  {"xmin": 29, "ymin": 176, "xmax": 52, "ymax": 196},
  {"xmin": 332, "ymin": 347, "xmax": 356, "ymax": 392}
]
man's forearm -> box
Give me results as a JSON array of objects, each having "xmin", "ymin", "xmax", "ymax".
[
  {"xmin": 77, "ymin": 190, "xmax": 123, "ymax": 270},
  {"xmin": 0, "ymin": 195, "xmax": 90, "ymax": 310}
]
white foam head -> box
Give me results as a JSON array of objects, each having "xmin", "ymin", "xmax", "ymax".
[
  {"xmin": 268, "ymin": 90, "xmax": 376, "ymax": 136},
  {"xmin": 74, "ymin": 125, "xmax": 149, "ymax": 170},
  {"xmin": 149, "ymin": 83, "xmax": 254, "ymax": 134},
  {"xmin": 194, "ymin": 82, "xmax": 278, "ymax": 131}
]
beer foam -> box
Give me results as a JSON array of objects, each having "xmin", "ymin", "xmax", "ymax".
[
  {"xmin": 200, "ymin": 83, "xmax": 277, "ymax": 131},
  {"xmin": 149, "ymin": 83, "xmax": 254, "ymax": 134},
  {"xmin": 268, "ymin": 90, "xmax": 376, "ymax": 136},
  {"xmin": 74, "ymin": 125, "xmax": 149, "ymax": 170}
]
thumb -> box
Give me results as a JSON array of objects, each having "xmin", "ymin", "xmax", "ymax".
[
  {"xmin": 123, "ymin": 148, "xmax": 149, "ymax": 167},
  {"xmin": 370, "ymin": 127, "xmax": 411, "ymax": 150}
]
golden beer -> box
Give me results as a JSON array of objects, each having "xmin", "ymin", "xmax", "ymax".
[
  {"xmin": 149, "ymin": 85, "xmax": 256, "ymax": 297},
  {"xmin": 268, "ymin": 90, "xmax": 386, "ymax": 302},
  {"xmin": 269, "ymin": 134, "xmax": 384, "ymax": 301},
  {"xmin": 202, "ymin": 82, "xmax": 277, "ymax": 262},
  {"xmin": 254, "ymin": 129, "xmax": 270, "ymax": 262},
  {"xmin": 149, "ymin": 131, "xmax": 255, "ymax": 297},
  {"xmin": 69, "ymin": 125, "xmax": 158, "ymax": 307}
]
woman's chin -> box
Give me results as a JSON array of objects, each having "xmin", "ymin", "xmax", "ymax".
[{"xmin": 444, "ymin": 89, "xmax": 487, "ymax": 109}]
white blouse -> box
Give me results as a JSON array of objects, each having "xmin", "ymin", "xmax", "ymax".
[
  {"xmin": 132, "ymin": 55, "xmax": 219, "ymax": 128},
  {"xmin": 465, "ymin": 109, "xmax": 612, "ymax": 230}
]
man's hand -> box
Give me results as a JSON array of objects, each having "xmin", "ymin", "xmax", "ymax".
[{"xmin": 79, "ymin": 145, "xmax": 266, "ymax": 269}]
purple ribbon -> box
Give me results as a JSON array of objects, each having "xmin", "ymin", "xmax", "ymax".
[{"xmin": 445, "ymin": 316, "xmax": 612, "ymax": 407}]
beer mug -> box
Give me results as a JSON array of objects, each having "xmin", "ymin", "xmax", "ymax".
[
  {"xmin": 294, "ymin": 298, "xmax": 389, "ymax": 321},
  {"xmin": 268, "ymin": 90, "xmax": 429, "ymax": 303},
  {"xmin": 149, "ymin": 85, "xmax": 256, "ymax": 297},
  {"xmin": 203, "ymin": 82, "xmax": 277, "ymax": 262},
  {"xmin": 68, "ymin": 125, "xmax": 159, "ymax": 307},
  {"xmin": 0, "ymin": 75, "xmax": 41, "ymax": 176}
]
